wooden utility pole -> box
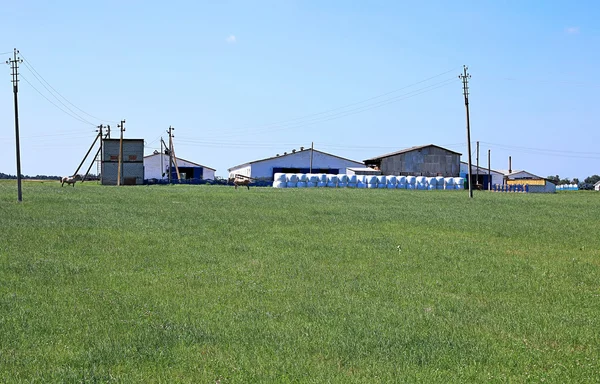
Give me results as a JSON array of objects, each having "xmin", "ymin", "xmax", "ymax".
[
  {"xmin": 167, "ymin": 126, "xmax": 181, "ymax": 181},
  {"xmin": 476, "ymin": 141, "xmax": 479, "ymax": 188},
  {"xmin": 7, "ymin": 49, "xmax": 23, "ymax": 202},
  {"xmin": 117, "ymin": 119, "xmax": 125, "ymax": 186},
  {"xmin": 73, "ymin": 131, "xmax": 101, "ymax": 177},
  {"xmin": 459, "ymin": 65, "xmax": 473, "ymax": 198},
  {"xmin": 488, "ymin": 149, "xmax": 491, "ymax": 190},
  {"xmin": 310, "ymin": 141, "xmax": 314, "ymax": 173}
]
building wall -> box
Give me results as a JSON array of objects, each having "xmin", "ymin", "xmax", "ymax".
[
  {"xmin": 232, "ymin": 150, "xmax": 364, "ymax": 180},
  {"xmin": 101, "ymin": 139, "xmax": 144, "ymax": 185},
  {"xmin": 228, "ymin": 164, "xmax": 251, "ymax": 179},
  {"xmin": 596, "ymin": 184, "xmax": 600, "ymax": 191},
  {"xmin": 144, "ymin": 155, "xmax": 215, "ymax": 180},
  {"xmin": 528, "ymin": 182, "xmax": 556, "ymax": 193},
  {"xmin": 460, "ymin": 163, "xmax": 504, "ymax": 185},
  {"xmin": 379, "ymin": 147, "xmax": 460, "ymax": 176}
]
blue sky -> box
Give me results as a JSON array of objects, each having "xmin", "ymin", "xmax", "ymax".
[{"xmin": 1, "ymin": 0, "xmax": 599, "ymax": 180}]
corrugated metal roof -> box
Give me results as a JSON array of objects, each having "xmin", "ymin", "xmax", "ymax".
[
  {"xmin": 364, "ymin": 144, "xmax": 462, "ymax": 162},
  {"xmin": 143, "ymin": 153, "xmax": 216, "ymax": 171},
  {"xmin": 228, "ymin": 148, "xmax": 364, "ymax": 171},
  {"xmin": 461, "ymin": 161, "xmax": 504, "ymax": 175}
]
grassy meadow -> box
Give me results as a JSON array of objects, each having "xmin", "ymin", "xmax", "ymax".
[{"xmin": 0, "ymin": 180, "xmax": 599, "ymax": 382}]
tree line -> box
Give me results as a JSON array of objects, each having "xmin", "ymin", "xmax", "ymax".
[{"xmin": 547, "ymin": 175, "xmax": 600, "ymax": 190}]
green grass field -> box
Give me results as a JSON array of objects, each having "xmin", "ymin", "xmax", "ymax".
[{"xmin": 0, "ymin": 180, "xmax": 598, "ymax": 383}]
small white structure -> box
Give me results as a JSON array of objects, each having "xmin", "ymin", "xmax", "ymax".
[
  {"xmin": 595, "ymin": 181, "xmax": 600, "ymax": 191},
  {"xmin": 228, "ymin": 148, "xmax": 364, "ymax": 181},
  {"xmin": 144, "ymin": 152, "xmax": 215, "ymax": 180}
]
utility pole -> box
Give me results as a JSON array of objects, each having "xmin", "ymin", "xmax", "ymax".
[
  {"xmin": 476, "ymin": 141, "xmax": 479, "ymax": 188},
  {"xmin": 488, "ymin": 149, "xmax": 491, "ymax": 191},
  {"xmin": 310, "ymin": 141, "xmax": 314, "ymax": 173},
  {"xmin": 459, "ymin": 65, "xmax": 473, "ymax": 198},
  {"xmin": 167, "ymin": 126, "xmax": 181, "ymax": 181},
  {"xmin": 6, "ymin": 49, "xmax": 23, "ymax": 202},
  {"xmin": 160, "ymin": 137, "xmax": 164, "ymax": 179},
  {"xmin": 117, "ymin": 119, "xmax": 125, "ymax": 186},
  {"xmin": 167, "ymin": 126, "xmax": 173, "ymax": 183}
]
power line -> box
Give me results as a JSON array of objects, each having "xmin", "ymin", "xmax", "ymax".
[
  {"xmin": 19, "ymin": 53, "xmax": 118, "ymax": 124},
  {"xmin": 202, "ymin": 77, "xmax": 458, "ymax": 140},
  {"xmin": 200, "ymin": 67, "xmax": 461, "ymax": 137},
  {"xmin": 20, "ymin": 74, "xmax": 96, "ymax": 126}
]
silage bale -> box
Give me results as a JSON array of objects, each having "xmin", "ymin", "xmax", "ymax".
[
  {"xmin": 367, "ymin": 175, "xmax": 379, "ymax": 185},
  {"xmin": 348, "ymin": 175, "xmax": 358, "ymax": 184},
  {"xmin": 387, "ymin": 183, "xmax": 397, "ymax": 189},
  {"xmin": 406, "ymin": 176, "xmax": 416, "ymax": 185},
  {"xmin": 397, "ymin": 176, "xmax": 406, "ymax": 185},
  {"xmin": 327, "ymin": 174, "xmax": 339, "ymax": 184},
  {"xmin": 367, "ymin": 183, "xmax": 378, "ymax": 189},
  {"xmin": 397, "ymin": 183, "xmax": 406, "ymax": 189},
  {"xmin": 357, "ymin": 182, "xmax": 367, "ymax": 189},
  {"xmin": 338, "ymin": 174, "xmax": 349, "ymax": 183},
  {"xmin": 406, "ymin": 183, "xmax": 415, "ymax": 190},
  {"xmin": 273, "ymin": 181, "xmax": 286, "ymax": 188},
  {"xmin": 297, "ymin": 174, "xmax": 307, "ymax": 182},
  {"xmin": 377, "ymin": 175, "xmax": 387, "ymax": 185},
  {"xmin": 427, "ymin": 184, "xmax": 436, "ymax": 190},
  {"xmin": 318, "ymin": 174, "xmax": 327, "ymax": 183},
  {"xmin": 435, "ymin": 176, "xmax": 444, "ymax": 186},
  {"xmin": 274, "ymin": 173, "xmax": 287, "ymax": 182},
  {"xmin": 426, "ymin": 177, "xmax": 437, "ymax": 187},
  {"xmin": 387, "ymin": 175, "xmax": 397, "ymax": 185},
  {"xmin": 306, "ymin": 182, "xmax": 316, "ymax": 188},
  {"xmin": 308, "ymin": 174, "xmax": 320, "ymax": 183},
  {"xmin": 444, "ymin": 177, "xmax": 455, "ymax": 190},
  {"xmin": 347, "ymin": 183, "xmax": 357, "ymax": 188},
  {"xmin": 454, "ymin": 177, "xmax": 464, "ymax": 190},
  {"xmin": 415, "ymin": 176, "xmax": 426, "ymax": 184},
  {"xmin": 286, "ymin": 182, "xmax": 297, "ymax": 188},
  {"xmin": 288, "ymin": 174, "xmax": 299, "ymax": 183},
  {"xmin": 338, "ymin": 182, "xmax": 348, "ymax": 188},
  {"xmin": 297, "ymin": 181, "xmax": 307, "ymax": 188},
  {"xmin": 317, "ymin": 181, "xmax": 326, "ymax": 187}
]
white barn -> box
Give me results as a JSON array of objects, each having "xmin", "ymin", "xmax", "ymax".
[
  {"xmin": 144, "ymin": 152, "xmax": 216, "ymax": 181},
  {"xmin": 228, "ymin": 148, "xmax": 364, "ymax": 181},
  {"xmin": 594, "ymin": 181, "xmax": 600, "ymax": 191}
]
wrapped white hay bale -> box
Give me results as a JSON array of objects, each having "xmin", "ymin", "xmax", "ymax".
[
  {"xmin": 454, "ymin": 177, "xmax": 464, "ymax": 190},
  {"xmin": 296, "ymin": 181, "xmax": 307, "ymax": 188},
  {"xmin": 338, "ymin": 174, "xmax": 349, "ymax": 183},
  {"xmin": 348, "ymin": 175, "xmax": 358, "ymax": 184},
  {"xmin": 338, "ymin": 182, "xmax": 348, "ymax": 188},
  {"xmin": 286, "ymin": 181, "xmax": 297, "ymax": 188},
  {"xmin": 397, "ymin": 183, "xmax": 406, "ymax": 189},
  {"xmin": 377, "ymin": 175, "xmax": 387, "ymax": 185},
  {"xmin": 406, "ymin": 176, "xmax": 416, "ymax": 185},
  {"xmin": 426, "ymin": 177, "xmax": 437, "ymax": 187},
  {"xmin": 318, "ymin": 174, "xmax": 327, "ymax": 183},
  {"xmin": 317, "ymin": 181, "xmax": 327, "ymax": 188},
  {"xmin": 406, "ymin": 183, "xmax": 415, "ymax": 190},
  {"xmin": 397, "ymin": 176, "xmax": 407, "ymax": 185},
  {"xmin": 387, "ymin": 175, "xmax": 397, "ymax": 185},
  {"xmin": 416, "ymin": 183, "xmax": 427, "ymax": 190},
  {"xmin": 308, "ymin": 174, "xmax": 320, "ymax": 183},
  {"xmin": 387, "ymin": 183, "xmax": 397, "ymax": 189},
  {"xmin": 356, "ymin": 175, "xmax": 366, "ymax": 184},
  {"xmin": 274, "ymin": 173, "xmax": 287, "ymax": 182},
  {"xmin": 273, "ymin": 181, "xmax": 286, "ymax": 188},
  {"xmin": 367, "ymin": 183, "xmax": 378, "ymax": 189},
  {"xmin": 415, "ymin": 176, "xmax": 426, "ymax": 184},
  {"xmin": 357, "ymin": 182, "xmax": 367, "ymax": 189},
  {"xmin": 444, "ymin": 177, "xmax": 455, "ymax": 190},
  {"xmin": 367, "ymin": 175, "xmax": 379, "ymax": 185},
  {"xmin": 347, "ymin": 182, "xmax": 357, "ymax": 188},
  {"xmin": 306, "ymin": 182, "xmax": 316, "ymax": 188},
  {"xmin": 327, "ymin": 174, "xmax": 339, "ymax": 184},
  {"xmin": 288, "ymin": 174, "xmax": 299, "ymax": 183},
  {"xmin": 297, "ymin": 173, "xmax": 307, "ymax": 182}
]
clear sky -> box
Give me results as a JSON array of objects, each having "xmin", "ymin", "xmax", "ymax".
[{"xmin": 1, "ymin": 0, "xmax": 599, "ymax": 180}]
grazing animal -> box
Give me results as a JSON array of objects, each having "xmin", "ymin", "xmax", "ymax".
[
  {"xmin": 231, "ymin": 175, "xmax": 251, "ymax": 190},
  {"xmin": 61, "ymin": 175, "xmax": 81, "ymax": 187}
]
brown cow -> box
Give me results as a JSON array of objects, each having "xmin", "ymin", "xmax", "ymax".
[{"xmin": 230, "ymin": 175, "xmax": 251, "ymax": 190}]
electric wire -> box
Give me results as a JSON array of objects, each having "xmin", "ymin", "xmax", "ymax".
[{"xmin": 19, "ymin": 53, "xmax": 118, "ymax": 124}]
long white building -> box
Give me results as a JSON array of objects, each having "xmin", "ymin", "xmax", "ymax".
[
  {"xmin": 144, "ymin": 152, "xmax": 215, "ymax": 180},
  {"xmin": 228, "ymin": 147, "xmax": 364, "ymax": 181}
]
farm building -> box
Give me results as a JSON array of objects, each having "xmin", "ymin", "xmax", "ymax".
[
  {"xmin": 499, "ymin": 169, "xmax": 557, "ymax": 193},
  {"xmin": 364, "ymin": 144, "xmax": 461, "ymax": 177},
  {"xmin": 460, "ymin": 161, "xmax": 504, "ymax": 190},
  {"xmin": 595, "ymin": 181, "xmax": 600, "ymax": 191},
  {"xmin": 101, "ymin": 139, "xmax": 144, "ymax": 185},
  {"xmin": 228, "ymin": 147, "xmax": 364, "ymax": 181},
  {"xmin": 144, "ymin": 152, "xmax": 216, "ymax": 181}
]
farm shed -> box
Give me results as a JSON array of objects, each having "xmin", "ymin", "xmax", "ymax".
[
  {"xmin": 101, "ymin": 139, "xmax": 144, "ymax": 185},
  {"xmin": 460, "ymin": 161, "xmax": 504, "ymax": 190},
  {"xmin": 364, "ymin": 144, "xmax": 461, "ymax": 177},
  {"xmin": 594, "ymin": 181, "xmax": 600, "ymax": 191},
  {"xmin": 144, "ymin": 152, "xmax": 216, "ymax": 181},
  {"xmin": 500, "ymin": 169, "xmax": 557, "ymax": 193},
  {"xmin": 228, "ymin": 147, "xmax": 364, "ymax": 181}
]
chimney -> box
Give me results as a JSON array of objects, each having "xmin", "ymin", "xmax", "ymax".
[
  {"xmin": 292, "ymin": 149, "xmax": 296, "ymax": 153},
  {"xmin": 509, "ymin": 156, "xmax": 512, "ymax": 174},
  {"xmin": 300, "ymin": 146, "xmax": 304, "ymax": 151}
]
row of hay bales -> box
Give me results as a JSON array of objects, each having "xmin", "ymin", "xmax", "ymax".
[{"xmin": 273, "ymin": 173, "xmax": 465, "ymax": 190}]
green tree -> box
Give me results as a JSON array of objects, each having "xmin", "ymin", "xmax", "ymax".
[{"xmin": 584, "ymin": 175, "xmax": 600, "ymax": 185}]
